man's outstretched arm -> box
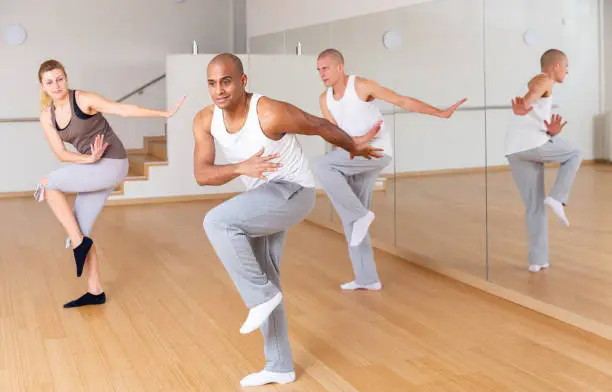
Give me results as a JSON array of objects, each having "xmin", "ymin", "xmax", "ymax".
[
  {"xmin": 258, "ymin": 97, "xmax": 384, "ymax": 159},
  {"xmin": 356, "ymin": 77, "xmax": 467, "ymax": 118}
]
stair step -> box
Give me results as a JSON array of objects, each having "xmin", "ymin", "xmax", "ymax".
[
  {"xmin": 116, "ymin": 136, "xmax": 168, "ymax": 197},
  {"xmin": 128, "ymin": 153, "xmax": 167, "ymax": 177},
  {"xmin": 149, "ymin": 140, "xmax": 167, "ymax": 160},
  {"xmin": 145, "ymin": 136, "xmax": 166, "ymax": 142},
  {"xmin": 128, "ymin": 167, "xmax": 141, "ymax": 177}
]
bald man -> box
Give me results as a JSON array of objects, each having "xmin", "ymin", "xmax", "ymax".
[
  {"xmin": 194, "ymin": 53, "xmax": 381, "ymax": 387},
  {"xmin": 314, "ymin": 48, "xmax": 467, "ymax": 291},
  {"xmin": 507, "ymin": 49, "xmax": 582, "ymax": 273}
]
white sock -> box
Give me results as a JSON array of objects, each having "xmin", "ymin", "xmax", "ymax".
[
  {"xmin": 350, "ymin": 211, "xmax": 375, "ymax": 247},
  {"xmin": 240, "ymin": 370, "xmax": 296, "ymax": 387},
  {"xmin": 240, "ymin": 292, "xmax": 283, "ymax": 335},
  {"xmin": 340, "ymin": 281, "xmax": 382, "ymax": 291},
  {"xmin": 528, "ymin": 263, "xmax": 550, "ymax": 273},
  {"xmin": 544, "ymin": 197, "xmax": 569, "ymax": 226}
]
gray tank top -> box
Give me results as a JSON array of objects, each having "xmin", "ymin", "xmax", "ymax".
[{"xmin": 50, "ymin": 90, "xmax": 127, "ymax": 159}]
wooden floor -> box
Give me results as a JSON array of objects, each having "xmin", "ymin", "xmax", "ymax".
[
  {"xmin": 2, "ymin": 198, "xmax": 612, "ymax": 391},
  {"xmin": 353, "ymin": 164, "xmax": 612, "ymax": 328}
]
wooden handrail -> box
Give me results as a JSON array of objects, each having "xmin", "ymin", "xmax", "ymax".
[{"xmin": 116, "ymin": 74, "xmax": 166, "ymax": 103}]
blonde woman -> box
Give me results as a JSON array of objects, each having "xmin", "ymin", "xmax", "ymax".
[{"xmin": 36, "ymin": 59, "xmax": 185, "ymax": 308}]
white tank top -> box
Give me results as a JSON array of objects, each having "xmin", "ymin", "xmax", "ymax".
[
  {"xmin": 505, "ymin": 86, "xmax": 552, "ymax": 156},
  {"xmin": 210, "ymin": 93, "xmax": 315, "ymax": 191},
  {"xmin": 326, "ymin": 75, "xmax": 392, "ymax": 156}
]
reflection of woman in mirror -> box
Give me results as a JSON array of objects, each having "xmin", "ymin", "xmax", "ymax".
[{"xmin": 507, "ymin": 49, "xmax": 582, "ymax": 273}]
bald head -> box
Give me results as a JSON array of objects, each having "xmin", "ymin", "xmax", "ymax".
[
  {"xmin": 207, "ymin": 53, "xmax": 248, "ymax": 110},
  {"xmin": 208, "ymin": 53, "xmax": 244, "ymax": 76},
  {"xmin": 540, "ymin": 49, "xmax": 566, "ymax": 69},
  {"xmin": 318, "ymin": 48, "xmax": 344, "ymax": 65},
  {"xmin": 539, "ymin": 49, "xmax": 569, "ymax": 83}
]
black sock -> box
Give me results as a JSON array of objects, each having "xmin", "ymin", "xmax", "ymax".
[
  {"xmin": 63, "ymin": 292, "xmax": 106, "ymax": 308},
  {"xmin": 73, "ymin": 236, "xmax": 93, "ymax": 277}
]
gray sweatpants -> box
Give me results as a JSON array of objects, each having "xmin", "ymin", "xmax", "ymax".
[
  {"xmin": 38, "ymin": 158, "xmax": 129, "ymax": 240},
  {"xmin": 203, "ymin": 180, "xmax": 316, "ymax": 373},
  {"xmin": 312, "ymin": 149, "xmax": 392, "ymax": 285},
  {"xmin": 506, "ymin": 137, "xmax": 582, "ymax": 266}
]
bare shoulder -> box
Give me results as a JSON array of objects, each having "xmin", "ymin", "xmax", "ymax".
[
  {"xmin": 529, "ymin": 74, "xmax": 553, "ymax": 89},
  {"xmin": 354, "ymin": 75, "xmax": 372, "ymax": 84},
  {"xmin": 257, "ymin": 95, "xmax": 306, "ymax": 119},
  {"xmin": 257, "ymin": 95, "xmax": 282, "ymax": 110},
  {"xmin": 38, "ymin": 107, "xmax": 57, "ymax": 134},
  {"xmin": 355, "ymin": 75, "xmax": 377, "ymax": 89},
  {"xmin": 256, "ymin": 95, "xmax": 288, "ymax": 121},
  {"xmin": 353, "ymin": 76, "xmax": 378, "ymax": 100},
  {"xmin": 256, "ymin": 95, "xmax": 312, "ymax": 137},
  {"xmin": 74, "ymin": 89, "xmax": 95, "ymax": 102},
  {"xmin": 72, "ymin": 90, "xmax": 98, "ymax": 113},
  {"xmin": 39, "ymin": 105, "xmax": 51, "ymax": 121},
  {"xmin": 193, "ymin": 105, "xmax": 215, "ymax": 131}
]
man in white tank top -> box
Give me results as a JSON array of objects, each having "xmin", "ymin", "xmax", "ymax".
[
  {"xmin": 193, "ymin": 53, "xmax": 382, "ymax": 388},
  {"xmin": 506, "ymin": 49, "xmax": 582, "ymax": 273},
  {"xmin": 314, "ymin": 48, "xmax": 467, "ymax": 291}
]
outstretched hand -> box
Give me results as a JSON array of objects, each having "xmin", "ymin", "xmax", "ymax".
[
  {"xmin": 87, "ymin": 134, "xmax": 109, "ymax": 163},
  {"xmin": 165, "ymin": 95, "xmax": 187, "ymax": 118},
  {"xmin": 511, "ymin": 97, "xmax": 533, "ymax": 116},
  {"xmin": 438, "ymin": 98, "xmax": 468, "ymax": 118},
  {"xmin": 544, "ymin": 114, "xmax": 567, "ymax": 136},
  {"xmin": 237, "ymin": 148, "xmax": 282, "ymax": 180}
]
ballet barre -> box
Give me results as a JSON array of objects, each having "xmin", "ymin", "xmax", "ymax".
[
  {"xmin": 381, "ymin": 104, "xmax": 559, "ymax": 115},
  {"xmin": 0, "ymin": 117, "xmax": 39, "ymax": 123}
]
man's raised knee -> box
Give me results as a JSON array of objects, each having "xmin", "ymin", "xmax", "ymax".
[{"xmin": 203, "ymin": 205, "xmax": 229, "ymax": 234}]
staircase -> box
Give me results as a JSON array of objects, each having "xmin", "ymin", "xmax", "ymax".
[{"xmin": 112, "ymin": 136, "xmax": 168, "ymax": 196}]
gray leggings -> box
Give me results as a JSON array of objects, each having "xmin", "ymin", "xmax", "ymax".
[
  {"xmin": 311, "ymin": 149, "xmax": 392, "ymax": 285},
  {"xmin": 36, "ymin": 158, "xmax": 129, "ymax": 243},
  {"xmin": 507, "ymin": 137, "xmax": 582, "ymax": 265},
  {"xmin": 203, "ymin": 181, "xmax": 316, "ymax": 373}
]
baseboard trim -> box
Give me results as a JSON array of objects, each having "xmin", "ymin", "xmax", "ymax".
[
  {"xmin": 105, "ymin": 192, "xmax": 239, "ymax": 206},
  {"xmin": 305, "ymin": 217, "xmax": 612, "ymax": 341},
  {"xmin": 0, "ymin": 191, "xmax": 33, "ymax": 199},
  {"xmin": 104, "ymin": 188, "xmax": 342, "ymax": 207},
  {"xmin": 382, "ymin": 159, "xmax": 598, "ymax": 179}
]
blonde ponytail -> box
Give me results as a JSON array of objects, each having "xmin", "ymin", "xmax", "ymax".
[{"xmin": 40, "ymin": 89, "xmax": 52, "ymax": 111}]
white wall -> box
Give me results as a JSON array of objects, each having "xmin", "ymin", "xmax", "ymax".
[
  {"xmin": 110, "ymin": 54, "xmax": 328, "ymax": 200},
  {"xmin": 248, "ymin": 0, "xmax": 602, "ymax": 172},
  {"xmin": 246, "ymin": 0, "xmax": 432, "ymax": 37},
  {"xmin": 0, "ymin": 0, "xmax": 234, "ymax": 193}
]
